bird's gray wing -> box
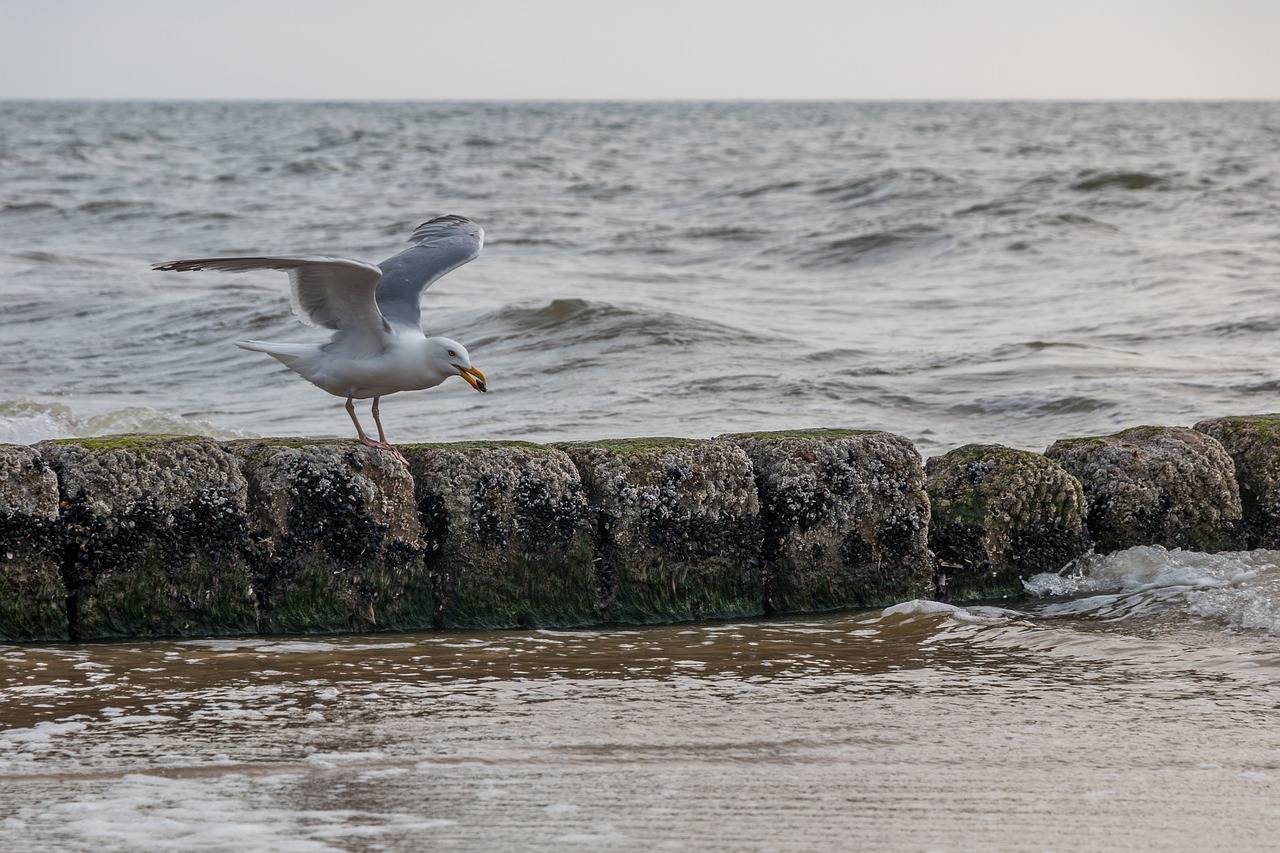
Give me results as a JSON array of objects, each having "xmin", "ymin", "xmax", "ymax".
[
  {"xmin": 375, "ymin": 215, "xmax": 484, "ymax": 330},
  {"xmin": 154, "ymin": 255, "xmax": 390, "ymax": 343}
]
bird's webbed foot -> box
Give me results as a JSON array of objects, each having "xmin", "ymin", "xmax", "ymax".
[{"xmin": 357, "ymin": 434, "xmax": 409, "ymax": 465}]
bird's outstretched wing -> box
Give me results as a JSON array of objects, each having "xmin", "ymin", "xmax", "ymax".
[
  {"xmin": 154, "ymin": 255, "xmax": 389, "ymax": 341},
  {"xmin": 375, "ymin": 215, "xmax": 484, "ymax": 330}
]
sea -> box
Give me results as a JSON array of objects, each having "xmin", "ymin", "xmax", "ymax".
[{"xmin": 2, "ymin": 101, "xmax": 1280, "ymax": 851}]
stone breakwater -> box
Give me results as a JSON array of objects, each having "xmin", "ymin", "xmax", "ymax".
[{"xmin": 1, "ymin": 418, "xmax": 1278, "ymax": 642}]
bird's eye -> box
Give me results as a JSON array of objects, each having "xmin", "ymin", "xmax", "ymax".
[{"xmin": 447, "ymin": 349, "xmax": 457, "ymax": 357}]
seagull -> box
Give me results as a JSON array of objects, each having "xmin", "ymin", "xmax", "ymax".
[{"xmin": 154, "ymin": 215, "xmax": 488, "ymax": 462}]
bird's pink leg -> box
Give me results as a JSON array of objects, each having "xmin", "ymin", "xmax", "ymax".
[
  {"xmin": 371, "ymin": 397, "xmax": 407, "ymax": 463},
  {"xmin": 371, "ymin": 396, "xmax": 388, "ymax": 444},
  {"xmin": 346, "ymin": 395, "xmax": 407, "ymax": 464}
]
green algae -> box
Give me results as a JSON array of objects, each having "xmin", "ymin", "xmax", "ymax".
[
  {"xmin": 402, "ymin": 439, "xmax": 549, "ymax": 454},
  {"xmin": 605, "ymin": 557, "xmax": 763, "ymax": 625},
  {"xmin": 719, "ymin": 428, "xmax": 880, "ymax": 442},
  {"xmin": 0, "ymin": 556, "xmax": 68, "ymax": 642},
  {"xmin": 261, "ymin": 551, "xmax": 434, "ymax": 634},
  {"xmin": 1195, "ymin": 415, "xmax": 1280, "ymax": 548},
  {"xmin": 925, "ymin": 444, "xmax": 1090, "ymax": 602},
  {"xmin": 554, "ymin": 437, "xmax": 706, "ymax": 457},
  {"xmin": 1044, "ymin": 435, "xmax": 1107, "ymax": 452},
  {"xmin": 437, "ymin": 546, "xmax": 600, "ymax": 630},
  {"xmin": 45, "ymin": 434, "xmax": 199, "ymax": 451},
  {"xmin": 73, "ymin": 543, "xmax": 256, "ymax": 639}
]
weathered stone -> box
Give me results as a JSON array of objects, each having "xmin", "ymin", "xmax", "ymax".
[
  {"xmin": 404, "ymin": 441, "xmax": 597, "ymax": 629},
  {"xmin": 0, "ymin": 446, "xmax": 67, "ymax": 641},
  {"xmin": 231, "ymin": 439, "xmax": 426, "ymax": 633},
  {"xmin": 723, "ymin": 429, "xmax": 933, "ymax": 612},
  {"xmin": 925, "ymin": 444, "xmax": 1090, "ymax": 600},
  {"xmin": 558, "ymin": 438, "xmax": 763, "ymax": 623},
  {"xmin": 1194, "ymin": 415, "xmax": 1280, "ymax": 548},
  {"xmin": 38, "ymin": 435, "xmax": 256, "ymax": 640},
  {"xmin": 1045, "ymin": 426, "xmax": 1242, "ymax": 554}
]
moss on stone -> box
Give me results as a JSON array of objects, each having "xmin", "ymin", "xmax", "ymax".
[
  {"xmin": 926, "ymin": 444, "xmax": 1089, "ymax": 601},
  {"xmin": 1196, "ymin": 415, "xmax": 1280, "ymax": 548},
  {"xmin": 725, "ymin": 430, "xmax": 933, "ymax": 613},
  {"xmin": 409, "ymin": 444, "xmax": 601, "ymax": 629},
  {"xmin": 230, "ymin": 437, "xmax": 355, "ymax": 451},
  {"xmin": 720, "ymin": 428, "xmax": 880, "ymax": 442},
  {"xmin": 1045, "ymin": 435, "xmax": 1108, "ymax": 451},
  {"xmin": 559, "ymin": 440, "xmax": 764, "ymax": 623},
  {"xmin": 1046, "ymin": 426, "xmax": 1242, "ymax": 554},
  {"xmin": 555, "ymin": 436, "xmax": 706, "ymax": 457},
  {"xmin": 232, "ymin": 443, "xmax": 429, "ymax": 634},
  {"xmin": 401, "ymin": 439, "xmax": 549, "ymax": 453},
  {"xmin": 37, "ymin": 436, "xmax": 258, "ymax": 640},
  {"xmin": 44, "ymin": 433, "xmax": 195, "ymax": 451}
]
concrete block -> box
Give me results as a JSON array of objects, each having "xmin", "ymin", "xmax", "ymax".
[
  {"xmin": 926, "ymin": 444, "xmax": 1090, "ymax": 600},
  {"xmin": 1195, "ymin": 415, "xmax": 1280, "ymax": 549},
  {"xmin": 38, "ymin": 435, "xmax": 256, "ymax": 639},
  {"xmin": 1045, "ymin": 426, "xmax": 1242, "ymax": 554},
  {"xmin": 559, "ymin": 438, "xmax": 763, "ymax": 623},
  {"xmin": 232, "ymin": 440, "xmax": 426, "ymax": 633},
  {"xmin": 724, "ymin": 429, "xmax": 933, "ymax": 612},
  {"xmin": 405, "ymin": 441, "xmax": 597, "ymax": 629},
  {"xmin": 0, "ymin": 446, "xmax": 67, "ymax": 641}
]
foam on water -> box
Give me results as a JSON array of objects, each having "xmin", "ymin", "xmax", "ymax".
[
  {"xmin": 0, "ymin": 399, "xmax": 254, "ymax": 444},
  {"xmin": 1025, "ymin": 545, "xmax": 1280, "ymax": 633}
]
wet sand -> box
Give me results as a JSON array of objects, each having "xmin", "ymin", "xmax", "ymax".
[{"xmin": 3, "ymin": 600, "xmax": 1280, "ymax": 852}]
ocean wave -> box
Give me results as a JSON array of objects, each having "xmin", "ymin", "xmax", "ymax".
[
  {"xmin": 880, "ymin": 599, "xmax": 1016, "ymax": 625},
  {"xmin": 945, "ymin": 393, "xmax": 1116, "ymax": 418},
  {"xmin": 813, "ymin": 168, "xmax": 962, "ymax": 204},
  {"xmin": 1035, "ymin": 212, "xmax": 1122, "ymax": 231},
  {"xmin": 0, "ymin": 400, "xmax": 254, "ymax": 445},
  {"xmin": 1, "ymin": 201, "xmax": 61, "ymax": 216},
  {"xmin": 471, "ymin": 298, "xmax": 780, "ymax": 350},
  {"xmin": 283, "ymin": 157, "xmax": 343, "ymax": 174},
  {"xmin": 74, "ymin": 200, "xmax": 158, "ymax": 219},
  {"xmin": 6, "ymin": 250, "xmax": 99, "ymax": 266},
  {"xmin": 678, "ymin": 226, "xmax": 767, "ymax": 243},
  {"xmin": 1025, "ymin": 545, "xmax": 1280, "ymax": 634},
  {"xmin": 800, "ymin": 224, "xmax": 946, "ymax": 268},
  {"xmin": 733, "ymin": 180, "xmax": 803, "ymax": 199},
  {"xmin": 1071, "ymin": 170, "xmax": 1169, "ymax": 191}
]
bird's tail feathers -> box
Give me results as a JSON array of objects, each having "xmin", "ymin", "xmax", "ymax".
[{"xmin": 236, "ymin": 340, "xmax": 315, "ymax": 364}]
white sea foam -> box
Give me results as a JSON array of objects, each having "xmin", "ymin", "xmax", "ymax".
[
  {"xmin": 1025, "ymin": 545, "xmax": 1280, "ymax": 633},
  {"xmin": 0, "ymin": 399, "xmax": 254, "ymax": 445},
  {"xmin": 43, "ymin": 773, "xmax": 452, "ymax": 852},
  {"xmin": 881, "ymin": 599, "xmax": 1016, "ymax": 625},
  {"xmin": 0, "ymin": 720, "xmax": 87, "ymax": 745}
]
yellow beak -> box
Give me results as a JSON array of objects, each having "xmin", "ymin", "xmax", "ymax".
[{"xmin": 457, "ymin": 364, "xmax": 488, "ymax": 393}]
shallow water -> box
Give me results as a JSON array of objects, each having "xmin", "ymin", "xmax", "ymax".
[
  {"xmin": 3, "ymin": 101, "xmax": 1280, "ymax": 453},
  {"xmin": 4, "ymin": 547, "xmax": 1280, "ymax": 852},
  {"xmin": 6, "ymin": 101, "xmax": 1280, "ymax": 851}
]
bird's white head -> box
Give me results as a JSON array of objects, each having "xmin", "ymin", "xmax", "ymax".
[{"xmin": 432, "ymin": 337, "xmax": 487, "ymax": 393}]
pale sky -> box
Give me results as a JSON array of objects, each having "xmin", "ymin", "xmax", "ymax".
[{"xmin": 1, "ymin": 0, "xmax": 1277, "ymax": 100}]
